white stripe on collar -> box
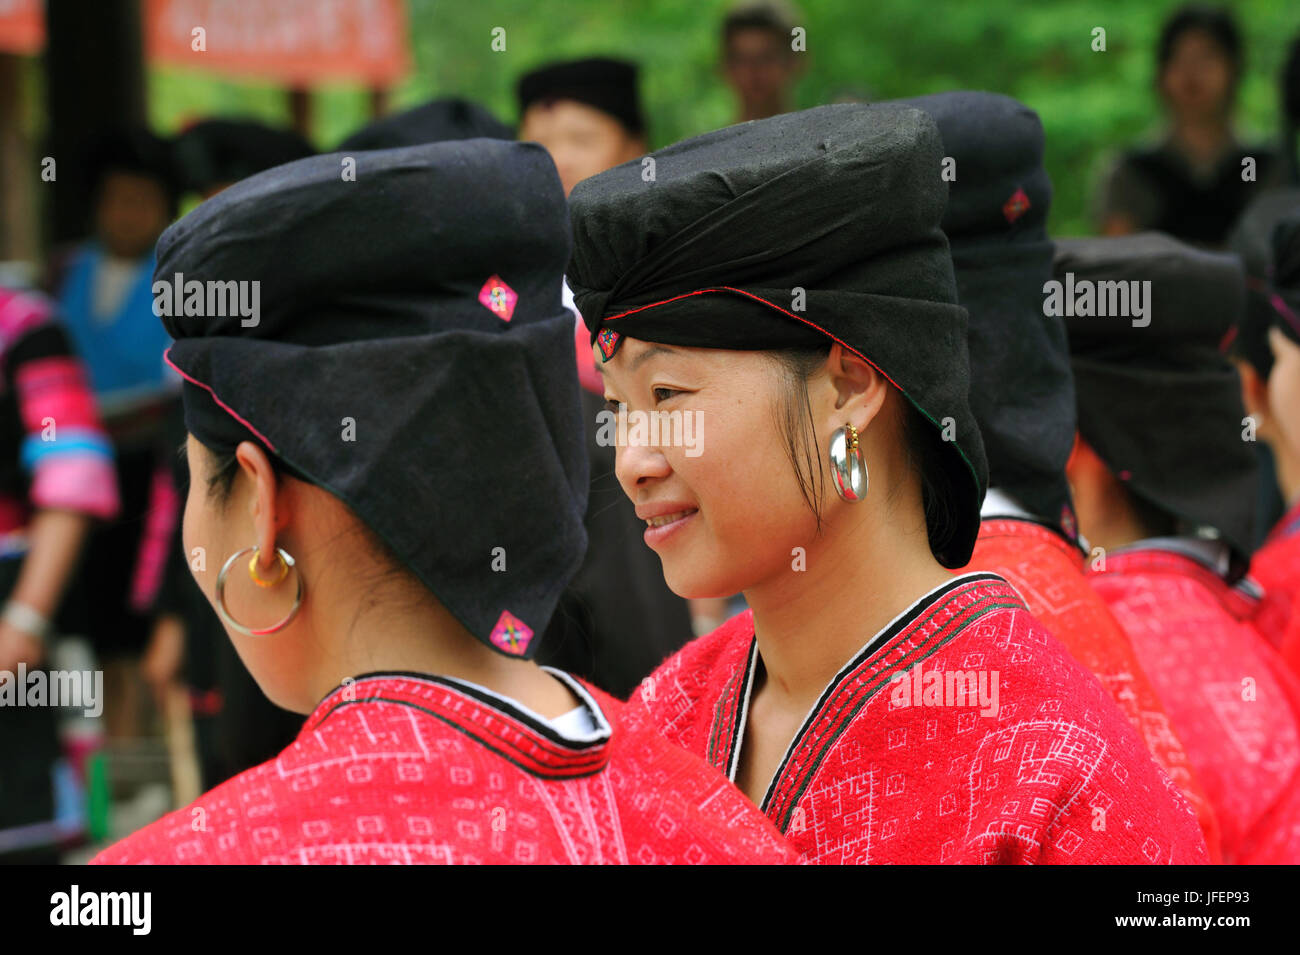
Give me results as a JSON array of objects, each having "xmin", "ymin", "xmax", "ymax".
[
  {"xmin": 980, "ymin": 488, "xmax": 1037, "ymax": 521},
  {"xmin": 436, "ymin": 667, "xmax": 612, "ymax": 745}
]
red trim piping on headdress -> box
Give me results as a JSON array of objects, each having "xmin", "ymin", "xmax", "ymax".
[
  {"xmin": 1270, "ymin": 292, "xmax": 1300, "ymax": 337},
  {"xmin": 602, "ymin": 286, "xmax": 907, "ymax": 395},
  {"xmin": 163, "ymin": 347, "xmax": 279, "ymax": 453}
]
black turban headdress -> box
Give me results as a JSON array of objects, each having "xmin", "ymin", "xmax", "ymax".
[
  {"xmin": 1226, "ymin": 188, "xmax": 1300, "ymax": 379},
  {"xmin": 157, "ymin": 140, "xmax": 589, "ymax": 659},
  {"xmin": 1273, "ymin": 213, "xmax": 1300, "ymax": 350},
  {"xmin": 567, "ymin": 103, "xmax": 986, "ymax": 567},
  {"xmin": 1055, "ymin": 233, "xmax": 1257, "ymax": 568},
  {"xmin": 896, "ymin": 90, "xmax": 1076, "ymax": 542}
]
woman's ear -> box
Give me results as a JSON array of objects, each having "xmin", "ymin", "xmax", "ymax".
[
  {"xmin": 824, "ymin": 342, "xmax": 888, "ymax": 428},
  {"xmin": 234, "ymin": 441, "xmax": 288, "ymax": 571},
  {"xmin": 1236, "ymin": 360, "xmax": 1271, "ymax": 427}
]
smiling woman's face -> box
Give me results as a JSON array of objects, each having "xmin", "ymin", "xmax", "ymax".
[{"xmin": 596, "ymin": 337, "xmax": 822, "ymax": 599}]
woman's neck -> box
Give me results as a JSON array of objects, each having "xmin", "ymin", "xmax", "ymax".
[
  {"xmin": 1271, "ymin": 439, "xmax": 1300, "ymax": 509},
  {"xmin": 743, "ymin": 500, "xmax": 952, "ymax": 712},
  {"xmin": 300, "ymin": 585, "xmax": 580, "ymax": 718},
  {"xmin": 1169, "ymin": 117, "xmax": 1233, "ymax": 167}
]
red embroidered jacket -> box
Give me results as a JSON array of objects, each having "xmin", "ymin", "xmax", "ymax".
[
  {"xmin": 628, "ymin": 573, "xmax": 1210, "ymax": 864},
  {"xmin": 90, "ymin": 672, "xmax": 798, "ymax": 865},
  {"xmin": 1249, "ymin": 500, "xmax": 1300, "ymax": 680},
  {"xmin": 1090, "ymin": 547, "xmax": 1300, "ymax": 864},
  {"xmin": 967, "ymin": 519, "xmax": 1222, "ymax": 861}
]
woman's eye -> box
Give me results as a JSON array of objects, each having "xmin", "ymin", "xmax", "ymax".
[
  {"xmin": 604, "ymin": 397, "xmax": 623, "ymax": 413},
  {"xmin": 652, "ymin": 387, "xmax": 679, "ymax": 402}
]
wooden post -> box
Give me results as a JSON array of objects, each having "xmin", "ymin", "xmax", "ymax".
[
  {"xmin": 0, "ymin": 53, "xmax": 37, "ymax": 264},
  {"xmin": 288, "ymin": 86, "xmax": 313, "ymax": 141},
  {"xmin": 42, "ymin": 0, "xmax": 146, "ymax": 248}
]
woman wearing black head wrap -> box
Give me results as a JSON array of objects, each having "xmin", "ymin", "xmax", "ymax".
[
  {"xmin": 897, "ymin": 90, "xmax": 1221, "ymax": 857},
  {"xmin": 90, "ymin": 140, "xmax": 796, "ymax": 866},
  {"xmin": 1060, "ymin": 232, "xmax": 1300, "ymax": 863},
  {"xmin": 1231, "ymin": 210, "xmax": 1300, "ymax": 677},
  {"xmin": 571, "ymin": 103, "xmax": 1208, "ymax": 864}
]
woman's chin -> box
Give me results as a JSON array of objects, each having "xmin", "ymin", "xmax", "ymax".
[{"xmin": 661, "ymin": 564, "xmax": 740, "ymax": 602}]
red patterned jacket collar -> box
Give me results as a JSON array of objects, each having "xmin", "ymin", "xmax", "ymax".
[
  {"xmin": 706, "ymin": 572, "xmax": 1025, "ymax": 831},
  {"xmin": 978, "ymin": 517, "xmax": 1087, "ymax": 568},
  {"xmin": 1092, "ymin": 544, "xmax": 1261, "ymax": 621},
  {"xmin": 301, "ymin": 670, "xmax": 613, "ymax": 780}
]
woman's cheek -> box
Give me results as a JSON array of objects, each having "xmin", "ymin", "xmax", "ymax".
[
  {"xmin": 182, "ymin": 483, "xmax": 219, "ymax": 597},
  {"xmin": 1271, "ymin": 368, "xmax": 1300, "ymax": 457}
]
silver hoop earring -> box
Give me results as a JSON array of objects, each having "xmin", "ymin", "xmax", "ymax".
[
  {"xmin": 829, "ymin": 423, "xmax": 868, "ymax": 502},
  {"xmin": 215, "ymin": 546, "xmax": 303, "ymax": 637}
]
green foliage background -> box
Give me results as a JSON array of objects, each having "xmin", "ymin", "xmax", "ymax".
[{"xmin": 148, "ymin": 0, "xmax": 1299, "ymax": 236}]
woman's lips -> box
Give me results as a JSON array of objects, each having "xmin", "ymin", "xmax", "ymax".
[{"xmin": 642, "ymin": 508, "xmax": 698, "ymax": 547}]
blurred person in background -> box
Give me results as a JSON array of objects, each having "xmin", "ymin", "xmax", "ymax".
[
  {"xmin": 516, "ymin": 57, "xmax": 645, "ymax": 198},
  {"xmin": 721, "ymin": 0, "xmax": 805, "ymax": 123},
  {"xmin": 1098, "ymin": 4, "xmax": 1281, "ymax": 246},
  {"xmin": 174, "ymin": 119, "xmax": 315, "ymax": 201},
  {"xmin": 337, "ymin": 96, "xmax": 512, "ymax": 151},
  {"xmin": 50, "ymin": 129, "xmax": 176, "ymax": 401},
  {"xmin": 47, "ymin": 129, "xmax": 180, "ymax": 744},
  {"xmin": 0, "ymin": 286, "xmax": 118, "ymax": 863}
]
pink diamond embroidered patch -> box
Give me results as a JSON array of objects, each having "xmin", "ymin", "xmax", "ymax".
[
  {"xmin": 489, "ymin": 610, "xmax": 533, "ymax": 656},
  {"xmin": 479, "ymin": 275, "xmax": 518, "ymax": 322},
  {"xmin": 1060, "ymin": 504, "xmax": 1078, "ymax": 541},
  {"xmin": 1002, "ymin": 187, "xmax": 1031, "ymax": 224}
]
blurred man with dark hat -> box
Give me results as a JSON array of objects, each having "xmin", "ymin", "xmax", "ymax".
[
  {"xmin": 337, "ymin": 97, "xmax": 512, "ymax": 152},
  {"xmin": 517, "ymin": 56, "xmax": 646, "ymax": 199},
  {"xmin": 572, "ymin": 103, "xmax": 1208, "ymax": 863},
  {"xmin": 175, "ymin": 119, "xmax": 315, "ymax": 200},
  {"xmin": 1061, "ymin": 233, "xmax": 1300, "ymax": 863},
  {"xmin": 903, "ymin": 90, "xmax": 1220, "ymax": 858},
  {"xmin": 90, "ymin": 140, "xmax": 796, "ymax": 865}
]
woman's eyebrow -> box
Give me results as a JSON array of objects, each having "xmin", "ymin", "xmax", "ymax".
[
  {"xmin": 630, "ymin": 344, "xmax": 677, "ymax": 371},
  {"xmin": 593, "ymin": 343, "xmax": 677, "ymax": 376}
]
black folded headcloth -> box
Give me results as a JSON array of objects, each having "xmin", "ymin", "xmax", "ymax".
[
  {"xmin": 897, "ymin": 90, "xmax": 1076, "ymax": 540},
  {"xmin": 567, "ymin": 102, "xmax": 986, "ymax": 567},
  {"xmin": 1273, "ymin": 213, "xmax": 1300, "ymax": 350},
  {"xmin": 1055, "ymin": 233, "xmax": 1257, "ymax": 565},
  {"xmin": 1226, "ymin": 188, "xmax": 1300, "ymax": 379},
  {"xmin": 157, "ymin": 139, "xmax": 589, "ymax": 659}
]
